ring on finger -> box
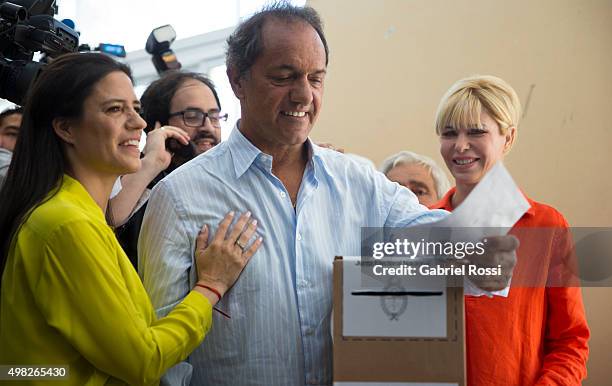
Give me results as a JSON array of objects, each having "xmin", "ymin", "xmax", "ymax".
[{"xmin": 235, "ymin": 239, "xmax": 247, "ymax": 251}]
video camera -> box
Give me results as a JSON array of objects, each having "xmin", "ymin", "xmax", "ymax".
[{"xmin": 0, "ymin": 0, "xmax": 79, "ymax": 104}]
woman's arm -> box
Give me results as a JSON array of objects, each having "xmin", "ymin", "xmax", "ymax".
[
  {"xmin": 535, "ymin": 218, "xmax": 589, "ymax": 385},
  {"xmin": 34, "ymin": 212, "xmax": 259, "ymax": 386},
  {"xmin": 535, "ymin": 287, "xmax": 590, "ymax": 385}
]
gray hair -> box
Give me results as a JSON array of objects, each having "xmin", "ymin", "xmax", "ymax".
[
  {"xmin": 226, "ymin": 1, "xmax": 329, "ymax": 78},
  {"xmin": 379, "ymin": 151, "xmax": 451, "ymax": 199}
]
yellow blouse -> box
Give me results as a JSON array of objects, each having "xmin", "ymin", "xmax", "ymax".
[{"xmin": 0, "ymin": 175, "xmax": 212, "ymax": 385}]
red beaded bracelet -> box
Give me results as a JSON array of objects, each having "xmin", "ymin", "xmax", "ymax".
[
  {"xmin": 195, "ymin": 283, "xmax": 222, "ymax": 301},
  {"xmin": 195, "ymin": 283, "xmax": 230, "ymax": 319}
]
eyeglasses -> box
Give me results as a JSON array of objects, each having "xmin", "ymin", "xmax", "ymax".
[{"xmin": 168, "ymin": 108, "xmax": 228, "ymax": 128}]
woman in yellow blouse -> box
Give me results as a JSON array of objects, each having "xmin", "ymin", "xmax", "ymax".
[{"xmin": 0, "ymin": 53, "xmax": 261, "ymax": 385}]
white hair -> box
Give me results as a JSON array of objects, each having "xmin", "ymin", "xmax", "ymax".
[{"xmin": 379, "ymin": 150, "xmax": 451, "ymax": 199}]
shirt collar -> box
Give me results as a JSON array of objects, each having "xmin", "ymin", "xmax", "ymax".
[
  {"xmin": 227, "ymin": 121, "xmax": 264, "ymax": 178},
  {"xmin": 227, "ymin": 120, "xmax": 327, "ymax": 180},
  {"xmin": 522, "ymin": 193, "xmax": 537, "ymax": 217},
  {"xmin": 429, "ymin": 187, "xmax": 455, "ymax": 210},
  {"xmin": 309, "ymin": 142, "xmax": 333, "ymax": 181},
  {"xmin": 430, "ymin": 186, "xmax": 536, "ymax": 218}
]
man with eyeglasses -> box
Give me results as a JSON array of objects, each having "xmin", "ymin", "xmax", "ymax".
[
  {"xmin": 141, "ymin": 71, "xmax": 227, "ymax": 167},
  {"xmin": 115, "ymin": 71, "xmax": 226, "ymax": 267}
]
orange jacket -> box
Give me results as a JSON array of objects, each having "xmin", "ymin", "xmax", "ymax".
[{"xmin": 431, "ymin": 188, "xmax": 589, "ymax": 386}]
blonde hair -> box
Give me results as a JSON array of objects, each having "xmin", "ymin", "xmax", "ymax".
[{"xmin": 434, "ymin": 75, "xmax": 521, "ymax": 135}]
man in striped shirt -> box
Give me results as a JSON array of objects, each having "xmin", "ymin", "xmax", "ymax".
[{"xmin": 139, "ymin": 4, "xmax": 517, "ymax": 385}]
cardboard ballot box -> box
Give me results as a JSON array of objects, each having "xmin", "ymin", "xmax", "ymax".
[{"xmin": 333, "ymin": 256, "xmax": 465, "ymax": 385}]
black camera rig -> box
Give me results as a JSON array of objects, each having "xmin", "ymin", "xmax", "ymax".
[{"xmin": 0, "ymin": 0, "xmax": 79, "ymax": 104}]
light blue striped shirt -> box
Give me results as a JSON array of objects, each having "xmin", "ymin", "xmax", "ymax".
[{"xmin": 139, "ymin": 125, "xmax": 447, "ymax": 385}]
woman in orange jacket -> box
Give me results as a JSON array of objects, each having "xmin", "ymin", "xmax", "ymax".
[{"xmin": 431, "ymin": 75, "xmax": 589, "ymax": 386}]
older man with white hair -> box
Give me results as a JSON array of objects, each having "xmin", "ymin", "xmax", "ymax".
[{"xmin": 380, "ymin": 150, "xmax": 451, "ymax": 206}]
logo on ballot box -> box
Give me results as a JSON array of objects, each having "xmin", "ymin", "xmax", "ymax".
[{"xmin": 380, "ymin": 280, "xmax": 408, "ymax": 321}]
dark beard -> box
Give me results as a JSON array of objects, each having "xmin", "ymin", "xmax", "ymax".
[{"xmin": 192, "ymin": 132, "xmax": 219, "ymax": 146}]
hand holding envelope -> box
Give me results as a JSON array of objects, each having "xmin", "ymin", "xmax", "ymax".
[{"xmin": 464, "ymin": 234, "xmax": 519, "ymax": 291}]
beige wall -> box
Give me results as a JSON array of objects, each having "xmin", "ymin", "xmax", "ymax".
[{"xmin": 308, "ymin": 0, "xmax": 612, "ymax": 383}]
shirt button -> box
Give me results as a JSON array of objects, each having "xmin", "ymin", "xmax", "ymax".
[
  {"xmin": 296, "ymin": 233, "xmax": 302, "ymax": 241},
  {"xmin": 307, "ymin": 378, "xmax": 318, "ymax": 385},
  {"xmin": 298, "ymin": 279, "xmax": 309, "ymax": 288},
  {"xmin": 280, "ymin": 191, "xmax": 286, "ymax": 198},
  {"xmin": 305, "ymin": 327, "xmax": 314, "ymax": 335}
]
